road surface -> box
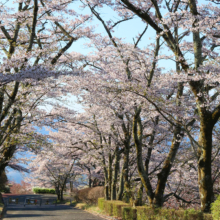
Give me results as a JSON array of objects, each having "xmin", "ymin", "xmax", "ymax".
[{"xmin": 2, "ymin": 194, "xmax": 105, "ymax": 220}]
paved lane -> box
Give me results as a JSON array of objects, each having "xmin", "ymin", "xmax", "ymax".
[{"xmin": 2, "ymin": 195, "xmax": 105, "ymax": 220}]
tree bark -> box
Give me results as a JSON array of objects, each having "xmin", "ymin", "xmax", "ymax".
[
  {"xmin": 104, "ymin": 167, "xmax": 109, "ymax": 200},
  {"xmin": 122, "ymin": 142, "xmax": 130, "ymax": 202},
  {"xmin": 197, "ymin": 115, "xmax": 214, "ymax": 212},
  {"xmin": 108, "ymin": 153, "xmax": 112, "ymax": 200},
  {"xmin": 70, "ymin": 181, "xmax": 73, "ymax": 192},
  {"xmin": 60, "ymin": 189, "xmax": 64, "ymax": 201},
  {"xmin": 111, "ymin": 146, "xmax": 120, "ymax": 200},
  {"xmin": 55, "ymin": 185, "xmax": 60, "ymax": 200},
  {"xmin": 133, "ymin": 107, "xmax": 184, "ymax": 208},
  {"xmin": 153, "ymin": 124, "xmax": 183, "ymax": 207},
  {"xmin": 117, "ymin": 170, "xmax": 124, "ymax": 200},
  {"xmin": 0, "ymin": 143, "xmax": 16, "ymax": 176},
  {"xmin": 135, "ymin": 184, "xmax": 143, "ymax": 206},
  {"xmin": 133, "ymin": 108, "xmax": 154, "ymax": 206}
]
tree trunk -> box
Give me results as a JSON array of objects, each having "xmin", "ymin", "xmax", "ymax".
[
  {"xmin": 153, "ymin": 124, "xmax": 183, "ymax": 207},
  {"xmin": 89, "ymin": 178, "xmax": 92, "ymax": 188},
  {"xmin": 104, "ymin": 167, "xmax": 109, "ymax": 200},
  {"xmin": 70, "ymin": 181, "xmax": 73, "ymax": 192},
  {"xmin": 121, "ymin": 141, "xmax": 131, "ymax": 203},
  {"xmin": 0, "ymin": 109, "xmax": 22, "ymax": 175},
  {"xmin": 111, "ymin": 146, "xmax": 120, "ymax": 200},
  {"xmin": 135, "ymin": 184, "xmax": 143, "ymax": 206},
  {"xmin": 55, "ymin": 185, "xmax": 60, "ymax": 200},
  {"xmin": 60, "ymin": 189, "xmax": 64, "ymax": 201},
  {"xmin": 117, "ymin": 170, "xmax": 124, "ymax": 200},
  {"xmin": 197, "ymin": 117, "xmax": 214, "ymax": 212},
  {"xmin": 108, "ymin": 154, "xmax": 112, "ymax": 200},
  {"xmin": 57, "ymin": 192, "xmax": 60, "ymax": 200},
  {"xmin": 0, "ymin": 143, "xmax": 16, "ymax": 176},
  {"xmin": 133, "ymin": 108, "xmax": 154, "ymax": 206}
]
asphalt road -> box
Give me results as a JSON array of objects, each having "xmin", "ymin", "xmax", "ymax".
[{"xmin": 2, "ymin": 194, "xmax": 105, "ymax": 220}]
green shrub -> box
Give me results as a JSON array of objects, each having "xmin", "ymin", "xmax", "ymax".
[
  {"xmin": 203, "ymin": 213, "xmax": 213, "ymax": 220},
  {"xmin": 135, "ymin": 207, "xmax": 204, "ymax": 220},
  {"xmin": 104, "ymin": 200, "xmax": 121, "ymax": 216},
  {"xmin": 98, "ymin": 198, "xmax": 105, "ymax": 210},
  {"xmin": 123, "ymin": 207, "xmax": 137, "ymax": 220},
  {"xmin": 112, "ymin": 201, "xmax": 131, "ymax": 218},
  {"xmin": 158, "ymin": 208, "xmax": 177, "ymax": 220},
  {"xmin": 97, "ymin": 200, "xmax": 208, "ymax": 220},
  {"xmin": 184, "ymin": 209, "xmax": 203, "ymax": 220},
  {"xmin": 211, "ymin": 195, "xmax": 220, "ymax": 220},
  {"xmin": 32, "ymin": 187, "xmax": 55, "ymax": 194},
  {"xmin": 173, "ymin": 210, "xmax": 185, "ymax": 220},
  {"xmin": 104, "ymin": 201, "xmax": 114, "ymax": 216},
  {"xmin": 136, "ymin": 206, "xmax": 159, "ymax": 220},
  {"xmin": 49, "ymin": 189, "xmax": 56, "ymax": 194}
]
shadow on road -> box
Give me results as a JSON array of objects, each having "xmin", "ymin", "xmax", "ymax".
[
  {"xmin": 2, "ymin": 194, "xmax": 105, "ymax": 220},
  {"xmin": 4, "ymin": 214, "xmax": 54, "ymax": 218}
]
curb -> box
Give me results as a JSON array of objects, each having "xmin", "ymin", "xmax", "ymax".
[
  {"xmin": 85, "ymin": 210, "xmax": 119, "ymax": 220},
  {"xmin": 74, "ymin": 206, "xmax": 120, "ymax": 220}
]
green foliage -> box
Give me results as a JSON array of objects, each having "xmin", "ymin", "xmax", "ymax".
[
  {"xmin": 136, "ymin": 206, "xmax": 159, "ymax": 220},
  {"xmin": 49, "ymin": 189, "xmax": 56, "ymax": 194},
  {"xmin": 0, "ymin": 186, "xmax": 10, "ymax": 193},
  {"xmin": 136, "ymin": 207, "xmax": 204, "ymax": 220},
  {"xmin": 101, "ymin": 199, "xmax": 132, "ymax": 217},
  {"xmin": 96, "ymin": 199, "xmax": 211, "ymax": 220},
  {"xmin": 123, "ymin": 207, "xmax": 137, "ymax": 220},
  {"xmin": 32, "ymin": 187, "xmax": 55, "ymax": 194},
  {"xmin": 203, "ymin": 214, "xmax": 213, "ymax": 220},
  {"xmin": 98, "ymin": 198, "xmax": 105, "ymax": 210},
  {"xmin": 112, "ymin": 201, "xmax": 131, "ymax": 218},
  {"xmin": 211, "ymin": 195, "xmax": 220, "ymax": 220},
  {"xmin": 184, "ymin": 209, "xmax": 203, "ymax": 220},
  {"xmin": 104, "ymin": 201, "xmax": 114, "ymax": 216},
  {"xmin": 158, "ymin": 208, "xmax": 178, "ymax": 220}
]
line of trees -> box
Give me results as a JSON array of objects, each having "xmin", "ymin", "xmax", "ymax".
[{"xmin": 1, "ymin": 0, "xmax": 220, "ymax": 213}]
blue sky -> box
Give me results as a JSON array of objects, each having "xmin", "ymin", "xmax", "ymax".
[{"xmin": 7, "ymin": 127, "xmax": 49, "ymax": 183}]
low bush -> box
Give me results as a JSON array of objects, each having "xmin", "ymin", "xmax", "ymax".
[
  {"xmin": 112, "ymin": 201, "xmax": 131, "ymax": 218},
  {"xmin": 77, "ymin": 186, "xmax": 104, "ymax": 204},
  {"xmin": 87, "ymin": 186, "xmax": 104, "ymax": 204},
  {"xmin": 103, "ymin": 200, "xmax": 124, "ymax": 216},
  {"xmin": 123, "ymin": 207, "xmax": 137, "ymax": 220},
  {"xmin": 98, "ymin": 198, "xmax": 105, "ymax": 210},
  {"xmin": 104, "ymin": 201, "xmax": 114, "ymax": 216},
  {"xmin": 49, "ymin": 189, "xmax": 56, "ymax": 194},
  {"xmin": 136, "ymin": 206, "xmax": 159, "ymax": 220},
  {"xmin": 95, "ymin": 199, "xmax": 212, "ymax": 220},
  {"xmin": 184, "ymin": 209, "xmax": 203, "ymax": 220},
  {"xmin": 211, "ymin": 195, "xmax": 220, "ymax": 220},
  {"xmin": 204, "ymin": 213, "xmax": 213, "ymax": 220},
  {"xmin": 159, "ymin": 208, "xmax": 178, "ymax": 220},
  {"xmin": 32, "ymin": 187, "xmax": 55, "ymax": 194},
  {"xmin": 135, "ymin": 206, "xmax": 204, "ymax": 220}
]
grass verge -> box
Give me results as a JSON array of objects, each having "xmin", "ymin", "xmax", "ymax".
[
  {"xmin": 73, "ymin": 202, "xmax": 119, "ymax": 220},
  {"xmin": 0, "ymin": 202, "xmax": 4, "ymax": 219}
]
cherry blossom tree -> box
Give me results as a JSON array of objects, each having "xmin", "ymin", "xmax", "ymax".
[
  {"xmin": 70, "ymin": 0, "xmax": 220, "ymax": 212},
  {"xmin": 114, "ymin": 0, "xmax": 220, "ymax": 212},
  {"xmin": 28, "ymin": 141, "xmax": 83, "ymax": 201},
  {"xmin": 5, "ymin": 0, "xmax": 220, "ymax": 213},
  {"xmin": 0, "ymin": 0, "xmax": 92, "ymax": 176}
]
